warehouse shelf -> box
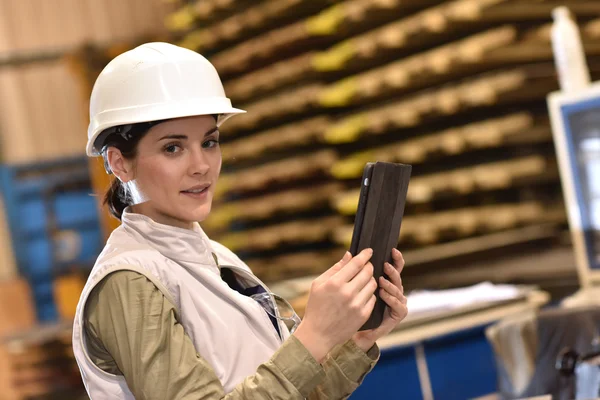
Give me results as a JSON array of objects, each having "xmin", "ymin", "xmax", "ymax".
[
  {"xmin": 210, "ymin": 0, "xmax": 441, "ymax": 79},
  {"xmin": 318, "ymin": 26, "xmax": 600, "ymax": 109},
  {"xmin": 222, "ymin": 84, "xmax": 325, "ymax": 137},
  {"xmin": 405, "ymin": 242, "xmax": 575, "ymax": 291},
  {"xmin": 206, "ymin": 182, "xmax": 343, "ymax": 231},
  {"xmin": 221, "ymin": 59, "xmax": 578, "ymax": 138},
  {"xmin": 215, "ymin": 152, "xmax": 559, "ymax": 253},
  {"xmin": 157, "ymin": 0, "xmax": 589, "ymax": 298},
  {"xmin": 216, "ymin": 149, "xmax": 338, "ymax": 199},
  {"xmin": 267, "ymin": 223, "xmax": 567, "ymax": 296},
  {"xmin": 398, "ymin": 223, "xmax": 564, "ymax": 271},
  {"xmin": 218, "ymin": 215, "xmax": 345, "ymax": 253},
  {"xmin": 178, "ymin": 0, "xmax": 344, "ymax": 53},
  {"xmin": 334, "ymin": 155, "xmax": 558, "ymax": 215},
  {"xmin": 322, "ymin": 65, "xmax": 564, "ymax": 144},
  {"xmin": 166, "ymin": 0, "xmax": 258, "ymax": 31},
  {"xmin": 246, "ymin": 247, "xmax": 344, "ymax": 283},
  {"xmin": 329, "ymin": 112, "xmax": 552, "ymax": 179},
  {"xmin": 222, "ymin": 116, "xmax": 332, "ymax": 165},
  {"xmin": 222, "ymin": 10, "xmax": 600, "ymax": 104},
  {"xmin": 211, "ymin": 0, "xmax": 600, "ymax": 80},
  {"xmin": 333, "ymin": 200, "xmax": 565, "ymax": 247}
]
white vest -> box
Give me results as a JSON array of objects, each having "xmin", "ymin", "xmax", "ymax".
[{"xmin": 72, "ymin": 210, "xmax": 290, "ymax": 399}]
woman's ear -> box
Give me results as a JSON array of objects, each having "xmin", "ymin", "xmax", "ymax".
[{"xmin": 106, "ymin": 147, "xmax": 133, "ymax": 183}]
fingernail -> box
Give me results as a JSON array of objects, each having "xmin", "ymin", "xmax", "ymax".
[
  {"xmin": 393, "ymin": 248, "xmax": 401, "ymax": 256},
  {"xmin": 344, "ymin": 251, "xmax": 351, "ymax": 260},
  {"xmin": 385, "ymin": 262, "xmax": 392, "ymax": 270}
]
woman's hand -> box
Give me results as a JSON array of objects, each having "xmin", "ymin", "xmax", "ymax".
[
  {"xmin": 293, "ymin": 249, "xmax": 378, "ymax": 363},
  {"xmin": 351, "ymin": 248, "xmax": 408, "ymax": 353}
]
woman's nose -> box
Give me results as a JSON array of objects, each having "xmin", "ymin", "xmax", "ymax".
[{"xmin": 189, "ymin": 149, "xmax": 210, "ymax": 175}]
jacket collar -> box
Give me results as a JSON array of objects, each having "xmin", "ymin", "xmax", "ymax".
[{"xmin": 120, "ymin": 207, "xmax": 218, "ymax": 270}]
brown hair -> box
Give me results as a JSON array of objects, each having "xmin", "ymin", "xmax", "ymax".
[{"xmin": 100, "ymin": 122, "xmax": 158, "ymax": 220}]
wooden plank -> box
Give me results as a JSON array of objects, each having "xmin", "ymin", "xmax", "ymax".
[
  {"xmin": 216, "ymin": 215, "xmax": 344, "ymax": 252},
  {"xmin": 55, "ymin": 60, "xmax": 88, "ymax": 157},
  {"xmin": 216, "ymin": 149, "xmax": 338, "ymax": 198},
  {"xmin": 330, "ymin": 112, "xmax": 548, "ymax": 178},
  {"xmin": 0, "ymin": 196, "xmax": 17, "ymax": 281},
  {"xmin": 0, "ymin": 0, "xmax": 15, "ymax": 54},
  {"xmin": 0, "ymin": 67, "xmax": 37, "ymax": 163},
  {"xmin": 222, "ymin": 84, "xmax": 324, "ymax": 135},
  {"xmin": 190, "ymin": 0, "xmax": 257, "ymax": 25},
  {"xmin": 222, "ymin": 116, "xmax": 331, "ymax": 164},
  {"xmin": 0, "ymin": 279, "xmax": 36, "ymax": 339},
  {"xmin": 31, "ymin": 62, "xmax": 62, "ymax": 160},
  {"xmin": 83, "ymin": 0, "xmax": 114, "ymax": 44},
  {"xmin": 246, "ymin": 248, "xmax": 343, "ymax": 283},
  {"xmin": 7, "ymin": 0, "xmax": 40, "ymax": 53},
  {"xmin": 335, "ymin": 155, "xmax": 557, "ymax": 214},
  {"xmin": 20, "ymin": 64, "xmax": 50, "ymax": 161},
  {"xmin": 206, "ymin": 181, "xmax": 343, "ymax": 230},
  {"xmin": 400, "ymin": 224, "xmax": 562, "ymax": 267},
  {"xmin": 333, "ymin": 201, "xmax": 566, "ymax": 247},
  {"xmin": 223, "ymin": 52, "xmax": 317, "ymax": 103},
  {"xmin": 406, "ymin": 246, "xmax": 576, "ymax": 289}
]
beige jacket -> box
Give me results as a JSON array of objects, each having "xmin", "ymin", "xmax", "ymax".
[{"xmin": 73, "ymin": 209, "xmax": 379, "ymax": 399}]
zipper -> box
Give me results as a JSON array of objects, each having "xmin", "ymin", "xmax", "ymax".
[{"xmin": 219, "ymin": 263, "xmax": 285, "ymax": 343}]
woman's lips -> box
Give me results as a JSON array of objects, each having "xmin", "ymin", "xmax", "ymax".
[{"xmin": 181, "ymin": 185, "xmax": 210, "ymax": 200}]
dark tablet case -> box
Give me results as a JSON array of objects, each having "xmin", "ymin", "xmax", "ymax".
[{"xmin": 349, "ymin": 161, "xmax": 411, "ymax": 331}]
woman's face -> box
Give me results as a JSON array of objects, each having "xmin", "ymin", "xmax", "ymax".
[{"xmin": 125, "ymin": 115, "xmax": 221, "ymax": 229}]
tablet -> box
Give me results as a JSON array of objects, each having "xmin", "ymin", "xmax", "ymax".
[{"xmin": 349, "ymin": 161, "xmax": 411, "ymax": 330}]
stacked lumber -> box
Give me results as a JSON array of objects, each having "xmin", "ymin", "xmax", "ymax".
[{"xmin": 159, "ymin": 1, "xmax": 600, "ymax": 291}]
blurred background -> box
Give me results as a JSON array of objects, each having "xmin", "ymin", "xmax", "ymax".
[{"xmin": 1, "ymin": 0, "xmax": 600, "ymax": 399}]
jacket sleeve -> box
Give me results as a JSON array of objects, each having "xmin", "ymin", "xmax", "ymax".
[
  {"xmin": 308, "ymin": 340, "xmax": 380, "ymax": 400},
  {"xmin": 308, "ymin": 340, "xmax": 379, "ymax": 399},
  {"xmin": 84, "ymin": 270, "xmax": 328, "ymax": 399}
]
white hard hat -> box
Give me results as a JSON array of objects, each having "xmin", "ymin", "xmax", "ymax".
[{"xmin": 86, "ymin": 42, "xmax": 245, "ymax": 156}]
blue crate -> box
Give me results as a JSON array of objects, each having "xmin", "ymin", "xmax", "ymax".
[
  {"xmin": 0, "ymin": 156, "xmax": 103, "ymax": 322},
  {"xmin": 350, "ymin": 324, "xmax": 499, "ymax": 400}
]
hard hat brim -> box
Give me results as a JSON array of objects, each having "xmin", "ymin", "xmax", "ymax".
[{"xmin": 86, "ymin": 100, "xmax": 245, "ymax": 156}]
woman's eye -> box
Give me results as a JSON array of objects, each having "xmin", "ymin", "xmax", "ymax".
[
  {"xmin": 203, "ymin": 139, "xmax": 220, "ymax": 149},
  {"xmin": 164, "ymin": 143, "xmax": 182, "ymax": 154}
]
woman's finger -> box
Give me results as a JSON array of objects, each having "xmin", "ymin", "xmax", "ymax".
[
  {"xmin": 392, "ymin": 248, "xmax": 405, "ymax": 272},
  {"xmin": 384, "ymin": 262, "xmax": 402, "ymax": 290},
  {"xmin": 356, "ymin": 277, "xmax": 378, "ymax": 306},
  {"xmin": 379, "ymin": 276, "xmax": 403, "ymax": 299},
  {"xmin": 380, "ymin": 288, "xmax": 403, "ymax": 311},
  {"xmin": 365, "ymin": 294, "xmax": 377, "ymax": 314},
  {"xmin": 334, "ymin": 248, "xmax": 373, "ymax": 283},
  {"xmin": 316, "ymin": 251, "xmax": 352, "ymax": 283},
  {"xmin": 381, "ymin": 289, "xmax": 408, "ymax": 320},
  {"xmin": 349, "ymin": 262, "xmax": 375, "ymax": 294}
]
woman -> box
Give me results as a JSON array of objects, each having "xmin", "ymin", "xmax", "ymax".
[{"xmin": 72, "ymin": 42, "xmax": 408, "ymax": 399}]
